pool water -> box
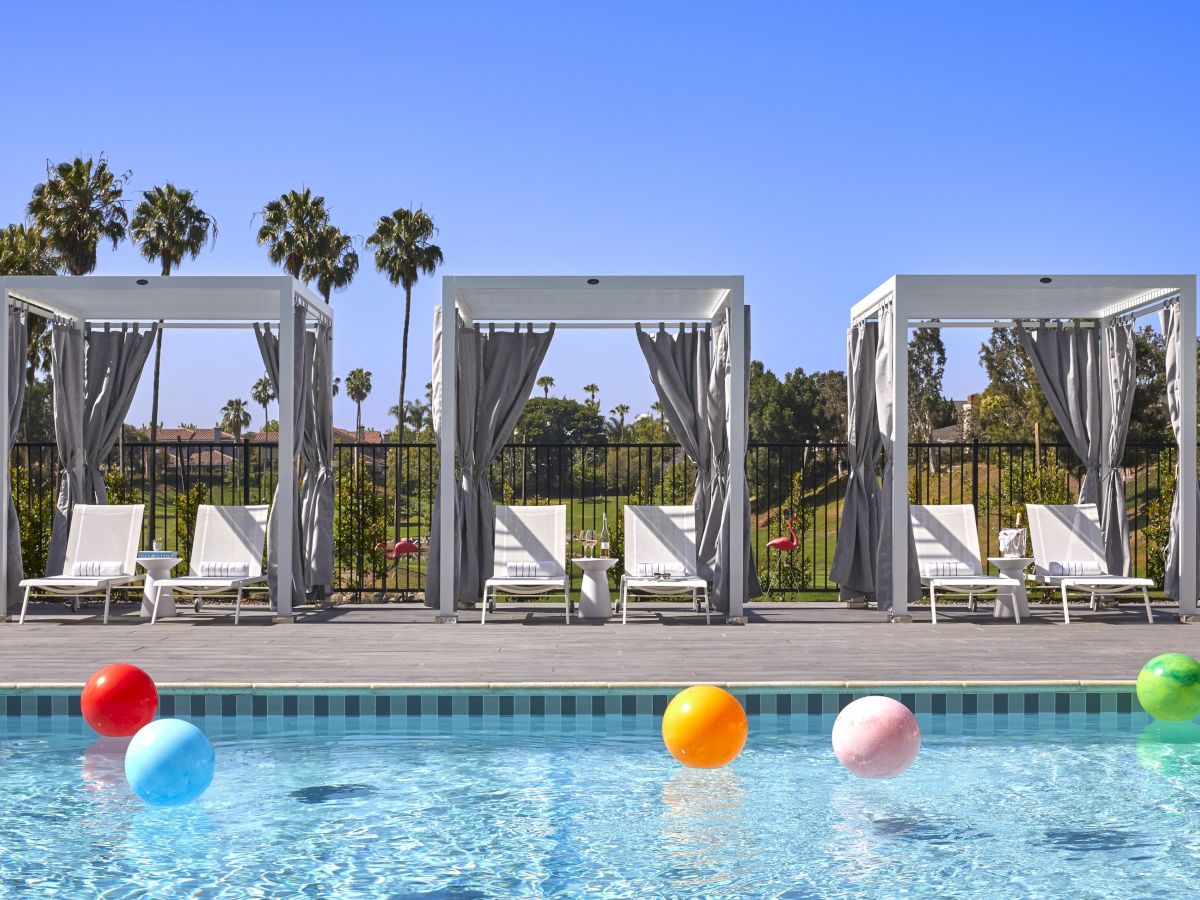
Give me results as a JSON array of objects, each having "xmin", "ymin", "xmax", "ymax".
[{"xmin": 2, "ymin": 711, "xmax": 1200, "ymax": 898}]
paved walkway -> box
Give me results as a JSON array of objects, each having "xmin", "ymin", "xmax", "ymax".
[{"xmin": 3, "ymin": 600, "xmax": 1198, "ymax": 687}]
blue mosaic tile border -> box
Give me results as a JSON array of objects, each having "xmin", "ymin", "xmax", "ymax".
[{"xmin": 0, "ymin": 686, "xmax": 1145, "ymax": 721}]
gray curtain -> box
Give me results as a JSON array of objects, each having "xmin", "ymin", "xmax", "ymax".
[
  {"xmin": 47, "ymin": 322, "xmax": 84, "ymax": 573},
  {"xmin": 1100, "ymin": 318, "xmax": 1136, "ymax": 576},
  {"xmin": 255, "ymin": 308, "xmax": 313, "ymax": 609},
  {"xmin": 706, "ymin": 307, "xmax": 761, "ymax": 612},
  {"xmin": 1017, "ymin": 321, "xmax": 1102, "ymax": 504},
  {"xmin": 6, "ymin": 308, "xmax": 27, "ymax": 606},
  {"xmin": 1160, "ymin": 300, "xmax": 1198, "ymax": 600},
  {"xmin": 873, "ymin": 304, "xmax": 921, "ymax": 610},
  {"xmin": 47, "ymin": 322, "xmax": 157, "ymax": 573},
  {"xmin": 830, "ymin": 321, "xmax": 880, "ymax": 598},
  {"xmin": 301, "ymin": 320, "xmax": 334, "ymax": 595},
  {"xmin": 426, "ymin": 319, "xmax": 554, "ymax": 608}
]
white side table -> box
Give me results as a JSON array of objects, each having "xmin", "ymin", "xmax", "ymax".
[
  {"xmin": 572, "ymin": 557, "xmax": 618, "ymax": 620},
  {"xmin": 987, "ymin": 557, "xmax": 1033, "ymax": 620},
  {"xmin": 137, "ymin": 555, "xmax": 182, "ymax": 619}
]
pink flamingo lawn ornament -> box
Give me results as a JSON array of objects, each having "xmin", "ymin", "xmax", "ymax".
[
  {"xmin": 376, "ymin": 539, "xmax": 422, "ymax": 560},
  {"xmin": 767, "ymin": 517, "xmax": 799, "ymax": 553}
]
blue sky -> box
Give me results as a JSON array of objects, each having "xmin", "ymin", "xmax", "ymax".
[{"xmin": 1, "ymin": 1, "xmax": 1197, "ymax": 431}]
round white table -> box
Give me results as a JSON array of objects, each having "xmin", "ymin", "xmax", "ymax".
[
  {"xmin": 137, "ymin": 556, "xmax": 182, "ymax": 618},
  {"xmin": 572, "ymin": 557, "xmax": 618, "ymax": 620},
  {"xmin": 987, "ymin": 557, "xmax": 1033, "ymax": 620}
]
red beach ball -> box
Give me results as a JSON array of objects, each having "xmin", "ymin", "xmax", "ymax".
[{"xmin": 81, "ymin": 664, "xmax": 158, "ymax": 737}]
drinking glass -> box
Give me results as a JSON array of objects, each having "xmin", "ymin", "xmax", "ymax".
[{"xmin": 582, "ymin": 530, "xmax": 596, "ymax": 558}]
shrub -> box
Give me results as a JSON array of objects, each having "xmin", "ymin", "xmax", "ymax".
[
  {"xmin": 12, "ymin": 466, "xmax": 54, "ymax": 577},
  {"xmin": 1146, "ymin": 464, "xmax": 1174, "ymax": 589},
  {"xmin": 175, "ymin": 482, "xmax": 209, "ymax": 570},
  {"xmin": 757, "ymin": 469, "xmax": 814, "ymax": 595},
  {"xmin": 333, "ymin": 458, "xmax": 388, "ymax": 590}
]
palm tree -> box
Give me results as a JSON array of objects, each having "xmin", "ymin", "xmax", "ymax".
[
  {"xmin": 130, "ymin": 183, "xmax": 218, "ymax": 530},
  {"xmin": 27, "ymin": 155, "xmax": 128, "ymax": 276},
  {"xmin": 251, "ymin": 375, "xmax": 275, "ymax": 429},
  {"xmin": 405, "ymin": 399, "xmax": 430, "ymax": 433},
  {"xmin": 583, "ymin": 383, "xmax": 599, "ymax": 406},
  {"xmin": 303, "ymin": 223, "xmax": 359, "ymax": 303},
  {"xmin": 220, "ymin": 398, "xmax": 252, "ymax": 442},
  {"xmin": 0, "ymin": 223, "xmax": 60, "ymax": 387},
  {"xmin": 256, "ymin": 188, "xmax": 329, "ymax": 279},
  {"xmin": 651, "ymin": 400, "xmax": 667, "ymax": 432},
  {"xmin": 366, "ymin": 208, "xmax": 443, "ymax": 441},
  {"xmin": 537, "ymin": 375, "xmax": 555, "ymax": 398},
  {"xmin": 332, "ymin": 375, "xmax": 341, "ymax": 397},
  {"xmin": 610, "ymin": 404, "xmax": 631, "ymax": 441},
  {"xmin": 345, "ymin": 368, "xmax": 372, "ymax": 439}
]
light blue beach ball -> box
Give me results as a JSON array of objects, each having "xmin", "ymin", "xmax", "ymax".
[{"xmin": 124, "ymin": 718, "xmax": 215, "ymax": 806}]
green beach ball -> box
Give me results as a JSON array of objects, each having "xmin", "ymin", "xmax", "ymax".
[{"xmin": 1136, "ymin": 653, "xmax": 1200, "ymax": 721}]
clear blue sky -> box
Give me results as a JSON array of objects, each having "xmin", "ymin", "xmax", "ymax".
[{"xmin": 1, "ymin": 1, "xmax": 1197, "ymax": 431}]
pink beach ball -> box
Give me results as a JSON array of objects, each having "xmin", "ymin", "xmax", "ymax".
[{"xmin": 832, "ymin": 696, "xmax": 922, "ymax": 778}]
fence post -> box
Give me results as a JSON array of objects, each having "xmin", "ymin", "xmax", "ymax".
[
  {"xmin": 242, "ymin": 437, "xmax": 251, "ymax": 505},
  {"xmin": 971, "ymin": 438, "xmax": 980, "ymax": 506}
]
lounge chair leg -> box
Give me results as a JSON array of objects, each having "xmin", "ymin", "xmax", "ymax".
[
  {"xmin": 19, "ymin": 586, "xmax": 31, "ymax": 624},
  {"xmin": 1061, "ymin": 585, "xmax": 1070, "ymax": 624},
  {"xmin": 622, "ymin": 585, "xmax": 628, "ymax": 625},
  {"xmin": 235, "ymin": 586, "xmax": 244, "ymax": 625},
  {"xmin": 103, "ymin": 585, "xmax": 112, "ymax": 625},
  {"xmin": 481, "ymin": 588, "xmax": 488, "ymax": 625},
  {"xmin": 1089, "ymin": 592, "xmax": 1097, "ymax": 611},
  {"xmin": 150, "ymin": 584, "xmax": 162, "ymax": 625},
  {"xmin": 1012, "ymin": 586, "xmax": 1022, "ymax": 625},
  {"xmin": 930, "ymin": 585, "xmax": 937, "ymax": 625},
  {"xmin": 1143, "ymin": 586, "xmax": 1153, "ymax": 624},
  {"xmin": 564, "ymin": 590, "xmax": 570, "ymax": 624}
]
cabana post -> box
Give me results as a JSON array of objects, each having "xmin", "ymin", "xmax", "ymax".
[
  {"xmin": 0, "ymin": 275, "xmax": 333, "ymax": 624},
  {"xmin": 844, "ymin": 275, "xmax": 1198, "ymax": 622}
]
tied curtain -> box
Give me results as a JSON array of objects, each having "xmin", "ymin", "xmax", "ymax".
[
  {"xmin": 1160, "ymin": 300, "xmax": 1198, "ymax": 600},
  {"xmin": 426, "ymin": 311, "xmax": 554, "ymax": 608},
  {"xmin": 872, "ymin": 303, "xmax": 921, "ymax": 610},
  {"xmin": 47, "ymin": 321, "xmax": 158, "ymax": 574},
  {"xmin": 6, "ymin": 308, "xmax": 27, "ymax": 607},
  {"xmin": 1018, "ymin": 319, "xmax": 1135, "ymax": 573},
  {"xmin": 255, "ymin": 308, "xmax": 314, "ymax": 609},
  {"xmin": 301, "ymin": 320, "xmax": 334, "ymax": 596},
  {"xmin": 636, "ymin": 308, "xmax": 761, "ymax": 614},
  {"xmin": 829, "ymin": 320, "xmax": 881, "ymax": 599}
]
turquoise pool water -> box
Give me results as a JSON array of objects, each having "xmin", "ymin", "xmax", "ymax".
[{"xmin": 1, "ymin": 703, "xmax": 1199, "ymax": 898}]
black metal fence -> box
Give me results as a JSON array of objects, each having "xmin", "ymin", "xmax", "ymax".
[{"xmin": 8, "ymin": 439, "xmax": 1177, "ymax": 598}]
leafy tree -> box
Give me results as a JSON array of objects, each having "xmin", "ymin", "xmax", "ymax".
[
  {"xmin": 256, "ymin": 188, "xmax": 329, "ymax": 279},
  {"xmin": 366, "ymin": 208, "xmax": 443, "ymax": 446},
  {"xmin": 304, "ymin": 223, "xmax": 358, "ymax": 303},
  {"xmin": 251, "ymin": 375, "xmax": 275, "ymax": 428},
  {"xmin": 1129, "ymin": 325, "xmax": 1170, "ymax": 444},
  {"xmin": 220, "ymin": 398, "xmax": 251, "ymax": 441},
  {"xmin": 27, "ymin": 155, "xmax": 128, "ymax": 276},
  {"xmin": 908, "ymin": 327, "xmax": 954, "ymax": 470},
  {"xmin": 609, "ymin": 404, "xmax": 631, "ymax": 441},
  {"xmin": 516, "ymin": 397, "xmax": 606, "ymax": 444},
  {"xmin": 536, "ymin": 375, "xmax": 555, "ymax": 398},
  {"xmin": 977, "ymin": 328, "xmax": 1060, "ymax": 442},
  {"xmin": 175, "ymin": 482, "xmax": 209, "ymax": 570},
  {"xmin": 747, "ymin": 361, "xmax": 848, "ymax": 444},
  {"xmin": 346, "ymin": 368, "xmax": 372, "ymax": 438},
  {"xmin": 130, "ymin": 183, "xmax": 218, "ymax": 533}
]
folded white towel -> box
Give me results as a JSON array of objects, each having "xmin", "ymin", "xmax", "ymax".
[
  {"xmin": 1049, "ymin": 560, "xmax": 1104, "ymax": 576},
  {"xmin": 635, "ymin": 562, "xmax": 688, "ymax": 578},
  {"xmin": 920, "ymin": 562, "xmax": 963, "ymax": 577},
  {"xmin": 198, "ymin": 561, "xmax": 252, "ymax": 578},
  {"xmin": 505, "ymin": 561, "xmax": 555, "ymax": 578},
  {"xmin": 70, "ymin": 561, "xmax": 123, "ymax": 577}
]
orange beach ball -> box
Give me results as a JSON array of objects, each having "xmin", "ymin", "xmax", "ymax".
[{"xmin": 661, "ymin": 685, "xmax": 748, "ymax": 768}]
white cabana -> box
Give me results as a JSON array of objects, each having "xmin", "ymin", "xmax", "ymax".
[
  {"xmin": 0, "ymin": 275, "xmax": 333, "ymax": 622},
  {"xmin": 431, "ymin": 275, "xmax": 755, "ymax": 623},
  {"xmin": 840, "ymin": 275, "xmax": 1197, "ymax": 621}
]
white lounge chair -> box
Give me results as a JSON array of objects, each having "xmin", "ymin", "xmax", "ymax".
[
  {"xmin": 1026, "ymin": 503, "xmax": 1154, "ymax": 624},
  {"xmin": 911, "ymin": 504, "xmax": 1020, "ymax": 624},
  {"xmin": 148, "ymin": 505, "xmax": 269, "ymax": 624},
  {"xmin": 482, "ymin": 505, "xmax": 570, "ymax": 624},
  {"xmin": 618, "ymin": 505, "xmax": 713, "ymax": 625},
  {"xmin": 18, "ymin": 504, "xmax": 144, "ymax": 625}
]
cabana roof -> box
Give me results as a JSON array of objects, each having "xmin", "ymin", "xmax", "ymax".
[
  {"xmin": 447, "ymin": 275, "xmax": 738, "ymax": 325},
  {"xmin": 0, "ymin": 275, "xmax": 330, "ymax": 324},
  {"xmin": 851, "ymin": 274, "xmax": 1190, "ymax": 325}
]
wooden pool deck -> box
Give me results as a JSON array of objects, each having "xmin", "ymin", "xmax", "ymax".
[{"xmin": 3, "ymin": 600, "xmax": 1199, "ymax": 688}]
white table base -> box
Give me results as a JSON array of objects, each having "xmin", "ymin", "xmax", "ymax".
[
  {"xmin": 573, "ymin": 558, "xmax": 618, "ymax": 619},
  {"xmin": 138, "ymin": 558, "xmax": 182, "ymax": 618},
  {"xmin": 988, "ymin": 557, "xmax": 1034, "ymax": 620}
]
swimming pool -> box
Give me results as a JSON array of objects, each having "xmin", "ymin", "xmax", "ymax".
[{"xmin": 2, "ymin": 687, "xmax": 1198, "ymax": 898}]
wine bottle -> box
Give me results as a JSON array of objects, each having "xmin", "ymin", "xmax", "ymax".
[{"xmin": 599, "ymin": 513, "xmax": 610, "ymax": 558}]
